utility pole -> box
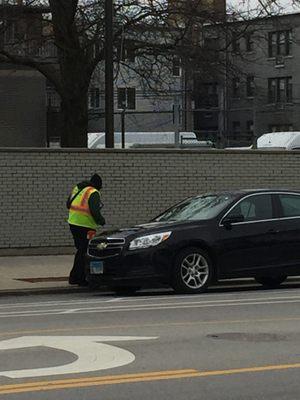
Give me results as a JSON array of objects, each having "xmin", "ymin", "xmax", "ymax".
[
  {"xmin": 174, "ymin": 95, "xmax": 180, "ymax": 147},
  {"xmin": 252, "ymin": 96, "xmax": 258, "ymax": 149},
  {"xmin": 221, "ymin": 15, "xmax": 229, "ymax": 149},
  {"xmin": 105, "ymin": 0, "xmax": 114, "ymax": 148},
  {"xmin": 121, "ymin": 109, "xmax": 125, "ymax": 149}
]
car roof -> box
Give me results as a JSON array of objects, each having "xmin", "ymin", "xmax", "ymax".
[
  {"xmin": 237, "ymin": 188, "xmax": 300, "ymax": 194},
  {"xmin": 196, "ymin": 189, "xmax": 300, "ymax": 198}
]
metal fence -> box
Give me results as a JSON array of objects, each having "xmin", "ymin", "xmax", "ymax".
[{"xmin": 48, "ymin": 107, "xmax": 255, "ymax": 149}]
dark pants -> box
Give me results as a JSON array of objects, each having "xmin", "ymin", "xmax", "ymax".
[{"xmin": 69, "ymin": 224, "xmax": 95, "ymax": 284}]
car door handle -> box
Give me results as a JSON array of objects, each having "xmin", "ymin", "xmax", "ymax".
[{"xmin": 267, "ymin": 229, "xmax": 280, "ymax": 234}]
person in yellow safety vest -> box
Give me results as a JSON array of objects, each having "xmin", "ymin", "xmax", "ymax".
[{"xmin": 66, "ymin": 173, "xmax": 105, "ymax": 286}]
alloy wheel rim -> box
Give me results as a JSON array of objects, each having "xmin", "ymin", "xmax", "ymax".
[{"xmin": 181, "ymin": 253, "xmax": 209, "ymax": 289}]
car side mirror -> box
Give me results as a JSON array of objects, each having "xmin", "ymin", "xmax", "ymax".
[{"xmin": 222, "ymin": 214, "xmax": 244, "ymax": 229}]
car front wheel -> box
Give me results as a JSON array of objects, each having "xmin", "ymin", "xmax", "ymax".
[
  {"xmin": 255, "ymin": 275, "xmax": 287, "ymax": 288},
  {"xmin": 171, "ymin": 247, "xmax": 213, "ymax": 294}
]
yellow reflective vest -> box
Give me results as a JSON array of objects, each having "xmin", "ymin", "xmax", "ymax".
[{"xmin": 68, "ymin": 186, "xmax": 99, "ymax": 230}]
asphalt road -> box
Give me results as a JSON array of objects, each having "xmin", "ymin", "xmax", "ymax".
[{"xmin": 0, "ymin": 281, "xmax": 300, "ymax": 399}]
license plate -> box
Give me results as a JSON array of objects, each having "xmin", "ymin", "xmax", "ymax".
[{"xmin": 90, "ymin": 261, "xmax": 104, "ymax": 274}]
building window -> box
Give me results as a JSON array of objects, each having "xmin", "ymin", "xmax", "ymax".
[
  {"xmin": 46, "ymin": 80, "xmax": 60, "ymax": 108},
  {"xmin": 172, "ymin": 57, "xmax": 181, "ymax": 77},
  {"xmin": 194, "ymin": 82, "xmax": 218, "ymax": 108},
  {"xmin": 39, "ymin": 41, "xmax": 57, "ymax": 58},
  {"xmin": 207, "ymin": 83, "xmax": 218, "ymax": 107},
  {"xmin": 117, "ymin": 87, "xmax": 136, "ymax": 109},
  {"xmin": 245, "ymin": 33, "xmax": 254, "ymax": 52},
  {"xmin": 232, "ymin": 33, "xmax": 240, "ymax": 53},
  {"xmin": 232, "ymin": 121, "xmax": 241, "ymax": 136},
  {"xmin": 89, "ymin": 88, "xmax": 100, "ymax": 109},
  {"xmin": 3, "ymin": 21, "xmax": 16, "ymax": 43},
  {"xmin": 232, "ymin": 77, "xmax": 240, "ymax": 98},
  {"xmin": 246, "ymin": 120, "xmax": 254, "ymax": 137},
  {"xmin": 118, "ymin": 41, "xmax": 136, "ymax": 63},
  {"xmin": 268, "ymin": 30, "xmax": 292, "ymax": 57},
  {"xmin": 204, "ymin": 37, "xmax": 219, "ymax": 52},
  {"xmin": 246, "ymin": 75, "xmax": 255, "ymax": 97},
  {"xmin": 268, "ymin": 77, "xmax": 292, "ymax": 103}
]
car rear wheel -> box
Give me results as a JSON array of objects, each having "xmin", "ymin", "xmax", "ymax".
[
  {"xmin": 255, "ymin": 275, "xmax": 287, "ymax": 288},
  {"xmin": 171, "ymin": 247, "xmax": 213, "ymax": 294}
]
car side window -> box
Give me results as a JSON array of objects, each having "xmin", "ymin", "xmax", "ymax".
[
  {"xmin": 227, "ymin": 195, "xmax": 273, "ymax": 222},
  {"xmin": 279, "ymin": 194, "xmax": 300, "ymax": 217}
]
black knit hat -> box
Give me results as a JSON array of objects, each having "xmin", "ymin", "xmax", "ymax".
[{"xmin": 90, "ymin": 173, "xmax": 102, "ymax": 190}]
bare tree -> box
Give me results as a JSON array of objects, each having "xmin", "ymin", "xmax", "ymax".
[{"xmin": 0, "ymin": 0, "xmax": 289, "ymax": 147}]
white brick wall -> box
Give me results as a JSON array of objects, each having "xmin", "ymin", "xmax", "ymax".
[{"xmin": 1, "ymin": 148, "xmax": 300, "ymax": 254}]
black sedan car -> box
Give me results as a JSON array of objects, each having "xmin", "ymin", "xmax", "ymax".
[{"xmin": 87, "ymin": 189, "xmax": 300, "ymax": 294}]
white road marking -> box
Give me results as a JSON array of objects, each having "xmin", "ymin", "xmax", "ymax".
[
  {"xmin": 2, "ymin": 292, "xmax": 300, "ymax": 311},
  {"xmin": 106, "ymin": 298, "xmax": 124, "ymax": 302},
  {"xmin": 0, "ymin": 297, "xmax": 300, "ymax": 318},
  {"xmin": 1, "ymin": 287, "xmax": 300, "ymax": 310},
  {"xmin": 2, "ymin": 294, "xmax": 300, "ymax": 313},
  {"xmin": 0, "ymin": 297, "xmax": 116, "ymax": 310},
  {"xmin": 0, "ymin": 336, "xmax": 157, "ymax": 379}
]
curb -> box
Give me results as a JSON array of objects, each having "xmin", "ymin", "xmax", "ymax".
[
  {"xmin": 0, "ymin": 281, "xmax": 258, "ymax": 298},
  {"xmin": 0, "ymin": 277, "xmax": 299, "ymax": 298},
  {"xmin": 0, "ymin": 286, "xmax": 92, "ymax": 297}
]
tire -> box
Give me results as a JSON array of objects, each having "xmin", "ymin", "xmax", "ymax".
[
  {"xmin": 255, "ymin": 275, "xmax": 287, "ymax": 288},
  {"xmin": 171, "ymin": 247, "xmax": 213, "ymax": 294},
  {"xmin": 112, "ymin": 286, "xmax": 140, "ymax": 296}
]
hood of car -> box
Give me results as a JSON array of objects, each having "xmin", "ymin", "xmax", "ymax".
[{"xmin": 95, "ymin": 219, "xmax": 210, "ymax": 241}]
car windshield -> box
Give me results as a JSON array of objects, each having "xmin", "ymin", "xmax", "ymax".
[{"xmin": 155, "ymin": 194, "xmax": 235, "ymax": 222}]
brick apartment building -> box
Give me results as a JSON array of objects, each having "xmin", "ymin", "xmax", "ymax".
[{"xmin": 193, "ymin": 12, "xmax": 300, "ymax": 146}]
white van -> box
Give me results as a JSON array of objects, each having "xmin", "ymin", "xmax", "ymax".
[
  {"xmin": 257, "ymin": 131, "xmax": 300, "ymax": 150},
  {"xmin": 88, "ymin": 131, "xmax": 200, "ymax": 149},
  {"xmin": 226, "ymin": 131, "xmax": 300, "ymax": 151}
]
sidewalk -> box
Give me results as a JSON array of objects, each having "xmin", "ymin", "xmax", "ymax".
[{"xmin": 0, "ymin": 255, "xmax": 89, "ymax": 296}]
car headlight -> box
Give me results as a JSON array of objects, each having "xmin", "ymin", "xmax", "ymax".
[{"xmin": 129, "ymin": 231, "xmax": 172, "ymax": 250}]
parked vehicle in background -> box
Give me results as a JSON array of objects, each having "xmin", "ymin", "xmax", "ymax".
[
  {"xmin": 88, "ymin": 132, "xmax": 214, "ymax": 149},
  {"xmin": 226, "ymin": 131, "xmax": 300, "ymax": 151},
  {"xmin": 88, "ymin": 189, "xmax": 300, "ymax": 295},
  {"xmin": 257, "ymin": 131, "xmax": 300, "ymax": 150}
]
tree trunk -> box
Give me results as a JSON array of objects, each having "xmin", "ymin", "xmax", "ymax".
[{"xmin": 60, "ymin": 91, "xmax": 89, "ymax": 148}]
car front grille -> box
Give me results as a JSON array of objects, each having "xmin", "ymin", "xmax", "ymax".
[{"xmin": 88, "ymin": 237, "xmax": 125, "ymax": 259}]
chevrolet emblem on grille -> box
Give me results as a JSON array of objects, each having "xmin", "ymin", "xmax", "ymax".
[{"xmin": 97, "ymin": 242, "xmax": 108, "ymax": 250}]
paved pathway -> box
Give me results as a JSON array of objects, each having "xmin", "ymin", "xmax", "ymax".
[{"xmin": 0, "ymin": 255, "xmax": 74, "ymax": 293}]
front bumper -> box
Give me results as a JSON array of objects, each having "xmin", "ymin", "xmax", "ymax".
[{"xmin": 87, "ymin": 237, "xmax": 172, "ymax": 287}]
